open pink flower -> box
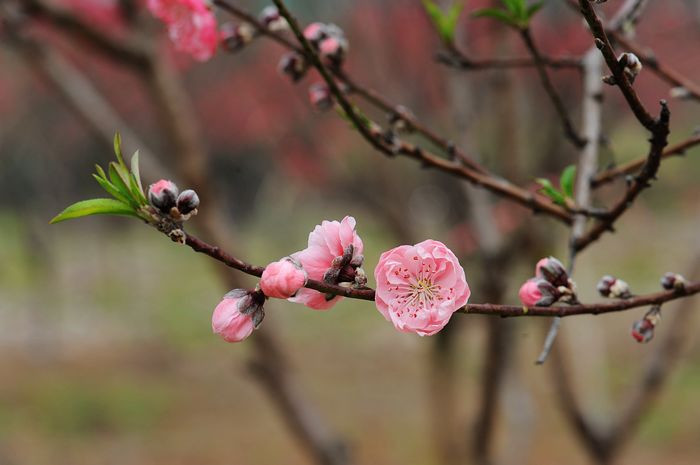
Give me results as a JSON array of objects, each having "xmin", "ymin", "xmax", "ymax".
[
  {"xmin": 147, "ymin": 0, "xmax": 218, "ymax": 61},
  {"xmin": 260, "ymin": 257, "xmax": 308, "ymax": 299},
  {"xmin": 211, "ymin": 290, "xmax": 256, "ymax": 342},
  {"xmin": 374, "ymin": 240, "xmax": 470, "ymax": 336},
  {"xmin": 289, "ymin": 216, "xmax": 363, "ymax": 310}
]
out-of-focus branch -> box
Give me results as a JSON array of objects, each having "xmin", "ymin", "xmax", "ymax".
[
  {"xmin": 436, "ymin": 49, "xmax": 582, "ymax": 70},
  {"xmin": 519, "ymin": 28, "xmax": 586, "ymax": 148},
  {"xmin": 536, "ymin": 48, "xmax": 604, "ymax": 364},
  {"xmin": 591, "ymin": 135, "xmax": 700, "ymax": 187}
]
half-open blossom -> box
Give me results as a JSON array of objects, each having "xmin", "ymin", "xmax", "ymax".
[
  {"xmin": 374, "ymin": 240, "xmax": 470, "ymax": 336},
  {"xmin": 260, "ymin": 257, "xmax": 308, "ymax": 299},
  {"xmin": 289, "ymin": 216, "xmax": 363, "ymax": 310},
  {"xmin": 212, "ymin": 290, "xmax": 258, "ymax": 342},
  {"xmin": 147, "ymin": 0, "xmax": 218, "ymax": 61},
  {"xmin": 148, "ymin": 179, "xmax": 179, "ymax": 213},
  {"xmin": 518, "ymin": 278, "xmax": 557, "ymax": 307}
]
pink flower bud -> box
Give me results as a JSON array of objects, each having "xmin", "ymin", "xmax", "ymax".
[
  {"xmin": 518, "ymin": 278, "xmax": 557, "ymax": 307},
  {"xmin": 148, "ymin": 179, "xmax": 179, "ymax": 213},
  {"xmin": 176, "ymin": 189, "xmax": 199, "ymax": 215},
  {"xmin": 260, "ymin": 257, "xmax": 308, "ymax": 299},
  {"xmin": 535, "ymin": 256, "xmax": 568, "ymax": 287},
  {"xmin": 308, "ymin": 82, "xmax": 332, "ymax": 111},
  {"xmin": 631, "ymin": 306, "xmax": 661, "ymax": 343},
  {"xmin": 212, "ymin": 289, "xmax": 258, "ymax": 343},
  {"xmin": 303, "ymin": 22, "xmax": 326, "ymax": 44},
  {"xmin": 319, "ymin": 36, "xmax": 347, "ymax": 66}
]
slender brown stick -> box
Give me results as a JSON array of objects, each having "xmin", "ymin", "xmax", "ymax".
[
  {"xmin": 436, "ymin": 49, "xmax": 582, "ymax": 71},
  {"xmin": 591, "ymin": 135, "xmax": 700, "ymax": 187},
  {"xmin": 520, "ymin": 28, "xmax": 587, "ymax": 148}
]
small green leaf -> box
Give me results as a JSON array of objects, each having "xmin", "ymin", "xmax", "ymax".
[
  {"xmin": 559, "ymin": 164, "xmax": 577, "ymax": 199},
  {"xmin": 92, "ymin": 174, "xmax": 133, "ymax": 205},
  {"xmin": 108, "ymin": 163, "xmax": 139, "ymax": 208},
  {"xmin": 94, "ymin": 164, "xmax": 108, "ymax": 181},
  {"xmin": 422, "ymin": 0, "xmax": 464, "ymax": 43},
  {"xmin": 536, "ymin": 178, "xmax": 566, "ymax": 206},
  {"xmin": 130, "ymin": 173, "xmax": 148, "ymax": 205},
  {"xmin": 50, "ymin": 198, "xmax": 138, "ymax": 224},
  {"xmin": 526, "ymin": 0, "xmax": 544, "ymax": 19},
  {"xmin": 113, "ymin": 132, "xmax": 126, "ymax": 169},
  {"xmin": 130, "ymin": 150, "xmax": 144, "ymax": 195},
  {"xmin": 502, "ymin": 0, "xmax": 525, "ymax": 17},
  {"xmin": 472, "ymin": 8, "xmax": 518, "ymax": 27}
]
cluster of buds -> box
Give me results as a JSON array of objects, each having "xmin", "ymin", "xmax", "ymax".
[
  {"xmin": 148, "ymin": 179, "xmax": 199, "ymax": 219},
  {"xmin": 303, "ymin": 22, "xmax": 349, "ymax": 68},
  {"xmin": 518, "ymin": 257, "xmax": 577, "ymax": 307},
  {"xmin": 278, "ymin": 52, "xmax": 308, "ymax": 82},
  {"xmin": 212, "ymin": 289, "xmax": 266, "ymax": 343},
  {"xmin": 322, "ymin": 244, "xmax": 366, "ymax": 290},
  {"xmin": 603, "ymin": 52, "xmax": 642, "ymax": 85},
  {"xmin": 660, "ymin": 272, "xmax": 687, "ymax": 291},
  {"xmin": 597, "ymin": 275, "xmax": 632, "ymax": 299},
  {"xmin": 258, "ymin": 6, "xmax": 288, "ymax": 32},
  {"xmin": 631, "ymin": 305, "xmax": 661, "ymax": 343},
  {"xmin": 220, "ymin": 22, "xmax": 255, "ymax": 53}
]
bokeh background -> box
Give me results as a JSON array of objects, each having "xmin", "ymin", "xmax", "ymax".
[{"xmin": 1, "ymin": 0, "xmax": 700, "ymax": 464}]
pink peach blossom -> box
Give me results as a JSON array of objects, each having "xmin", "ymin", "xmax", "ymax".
[
  {"xmin": 289, "ymin": 216, "xmax": 363, "ymax": 310},
  {"xmin": 260, "ymin": 257, "xmax": 308, "ymax": 299},
  {"xmin": 374, "ymin": 240, "xmax": 470, "ymax": 336},
  {"xmin": 211, "ymin": 290, "xmax": 255, "ymax": 342},
  {"xmin": 147, "ymin": 0, "xmax": 218, "ymax": 61}
]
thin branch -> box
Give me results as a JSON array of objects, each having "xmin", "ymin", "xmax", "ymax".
[
  {"xmin": 519, "ymin": 28, "xmax": 587, "ymax": 148},
  {"xmin": 436, "ymin": 49, "xmax": 583, "ymax": 71},
  {"xmin": 182, "ymin": 231, "xmax": 700, "ymax": 318},
  {"xmin": 591, "ymin": 135, "xmax": 700, "ymax": 187},
  {"xmin": 573, "ymin": 101, "xmax": 670, "ymax": 252}
]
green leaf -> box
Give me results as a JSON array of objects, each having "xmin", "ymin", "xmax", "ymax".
[
  {"xmin": 130, "ymin": 150, "xmax": 144, "ymax": 195},
  {"xmin": 526, "ymin": 0, "xmax": 544, "ymax": 19},
  {"xmin": 422, "ymin": 0, "xmax": 464, "ymax": 43},
  {"xmin": 108, "ymin": 163, "xmax": 139, "ymax": 208},
  {"xmin": 92, "ymin": 174, "xmax": 133, "ymax": 205},
  {"xmin": 536, "ymin": 178, "xmax": 566, "ymax": 206},
  {"xmin": 472, "ymin": 8, "xmax": 518, "ymax": 27},
  {"xmin": 94, "ymin": 164, "xmax": 108, "ymax": 181},
  {"xmin": 129, "ymin": 173, "xmax": 148, "ymax": 205},
  {"xmin": 501, "ymin": 0, "xmax": 525, "ymax": 16},
  {"xmin": 113, "ymin": 132, "xmax": 127, "ymax": 170},
  {"xmin": 50, "ymin": 198, "xmax": 138, "ymax": 224},
  {"xmin": 559, "ymin": 164, "xmax": 577, "ymax": 199}
]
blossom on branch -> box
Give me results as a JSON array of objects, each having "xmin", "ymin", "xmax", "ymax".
[
  {"xmin": 260, "ymin": 257, "xmax": 308, "ymax": 299},
  {"xmin": 289, "ymin": 216, "xmax": 364, "ymax": 310},
  {"xmin": 147, "ymin": 0, "xmax": 218, "ymax": 61},
  {"xmin": 374, "ymin": 240, "xmax": 470, "ymax": 336},
  {"xmin": 212, "ymin": 289, "xmax": 265, "ymax": 343}
]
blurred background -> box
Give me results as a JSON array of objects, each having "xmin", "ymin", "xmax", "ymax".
[{"xmin": 1, "ymin": 0, "xmax": 700, "ymax": 464}]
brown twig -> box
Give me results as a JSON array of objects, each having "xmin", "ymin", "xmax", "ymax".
[
  {"xmin": 436, "ymin": 49, "xmax": 582, "ymax": 71},
  {"xmin": 519, "ymin": 28, "xmax": 587, "ymax": 148},
  {"xmin": 591, "ymin": 135, "xmax": 700, "ymax": 187}
]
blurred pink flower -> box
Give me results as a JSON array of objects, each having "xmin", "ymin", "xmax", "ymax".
[
  {"xmin": 374, "ymin": 240, "xmax": 470, "ymax": 336},
  {"xmin": 147, "ymin": 0, "xmax": 218, "ymax": 61},
  {"xmin": 211, "ymin": 290, "xmax": 256, "ymax": 342},
  {"xmin": 289, "ymin": 216, "xmax": 363, "ymax": 310},
  {"xmin": 260, "ymin": 257, "xmax": 308, "ymax": 299}
]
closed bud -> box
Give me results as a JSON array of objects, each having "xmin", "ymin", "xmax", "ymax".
[
  {"xmin": 176, "ymin": 189, "xmax": 199, "ymax": 215},
  {"xmin": 220, "ymin": 22, "xmax": 254, "ymax": 52},
  {"xmin": 148, "ymin": 179, "xmax": 179, "ymax": 213},
  {"xmin": 319, "ymin": 36, "xmax": 348, "ymax": 67},
  {"xmin": 259, "ymin": 6, "xmax": 288, "ymax": 31},
  {"xmin": 308, "ymin": 82, "xmax": 332, "ymax": 111},
  {"xmin": 303, "ymin": 22, "xmax": 327, "ymax": 46},
  {"xmin": 278, "ymin": 52, "xmax": 308, "ymax": 82},
  {"xmin": 260, "ymin": 257, "xmax": 308, "ymax": 299},
  {"xmin": 535, "ymin": 256, "xmax": 569, "ymax": 287},
  {"xmin": 354, "ymin": 267, "xmax": 367, "ymax": 287},
  {"xmin": 619, "ymin": 52, "xmax": 642, "ymax": 83},
  {"xmin": 631, "ymin": 306, "xmax": 661, "ymax": 343},
  {"xmin": 519, "ymin": 278, "xmax": 558, "ymax": 307},
  {"xmin": 597, "ymin": 275, "xmax": 631, "ymax": 299},
  {"xmin": 212, "ymin": 289, "xmax": 258, "ymax": 343},
  {"xmin": 660, "ymin": 272, "xmax": 687, "ymax": 291}
]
